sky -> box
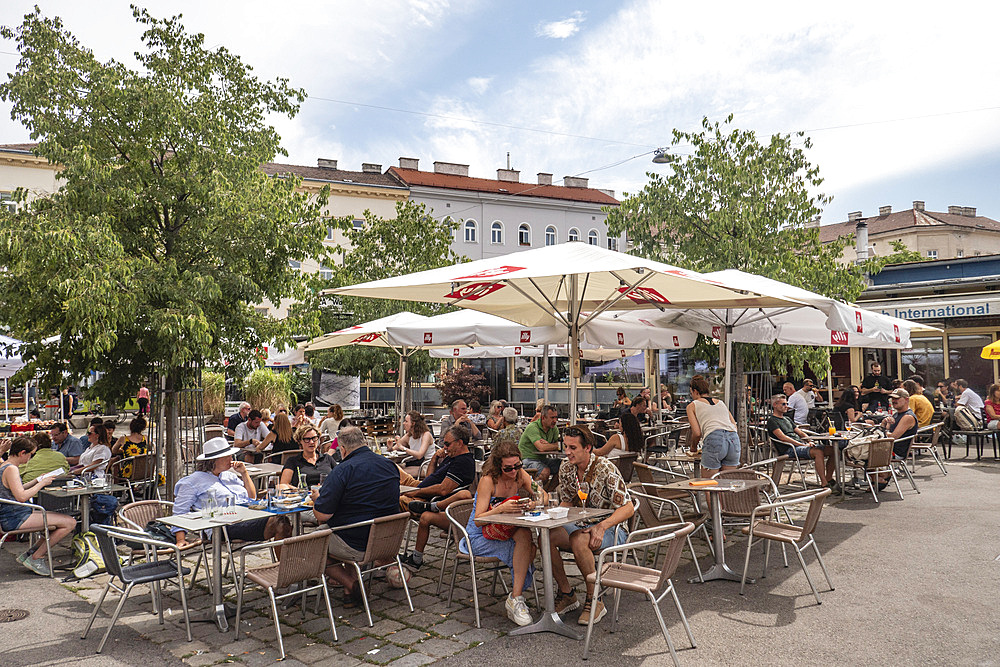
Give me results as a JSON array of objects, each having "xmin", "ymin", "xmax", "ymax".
[{"xmin": 1, "ymin": 1, "xmax": 998, "ymax": 224}]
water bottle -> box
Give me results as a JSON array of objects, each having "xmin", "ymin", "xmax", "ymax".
[{"xmin": 298, "ymin": 472, "xmax": 307, "ymax": 493}]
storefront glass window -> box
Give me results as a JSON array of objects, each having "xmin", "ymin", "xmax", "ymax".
[
  {"xmin": 947, "ymin": 334, "xmax": 993, "ymax": 396},
  {"xmin": 901, "ymin": 337, "xmax": 945, "ymax": 387}
]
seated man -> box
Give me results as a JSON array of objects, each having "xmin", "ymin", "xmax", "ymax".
[
  {"xmin": 171, "ymin": 437, "xmax": 291, "ymax": 549},
  {"xmin": 549, "ymin": 426, "xmax": 634, "ymax": 626},
  {"xmin": 518, "ymin": 404, "xmax": 561, "ymax": 485},
  {"xmin": 437, "ymin": 399, "xmax": 482, "ymax": 447},
  {"xmin": 767, "ymin": 394, "xmax": 837, "ymax": 490},
  {"xmin": 875, "ymin": 388, "xmax": 919, "ymax": 489},
  {"xmin": 20, "ymin": 431, "xmax": 69, "ymax": 482},
  {"xmin": 783, "ymin": 382, "xmax": 809, "ymax": 425},
  {"xmin": 312, "ymin": 426, "xmax": 401, "ymax": 603},
  {"xmin": 234, "ymin": 409, "xmax": 270, "ymax": 460},
  {"xmin": 399, "ymin": 425, "xmax": 477, "ymax": 570},
  {"xmin": 50, "ymin": 422, "xmax": 85, "ymax": 466}
]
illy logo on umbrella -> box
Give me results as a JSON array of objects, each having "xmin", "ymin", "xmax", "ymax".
[
  {"xmin": 452, "ymin": 348, "xmax": 460, "ymax": 356},
  {"xmin": 424, "ymin": 333, "xmax": 433, "ymax": 344},
  {"xmin": 514, "ymin": 347, "xmax": 522, "ymax": 355},
  {"xmin": 855, "ymin": 310, "xmax": 864, "ymax": 333},
  {"xmin": 520, "ymin": 331, "xmax": 531, "ymax": 343},
  {"xmin": 712, "ymin": 326, "xmax": 722, "ymax": 340},
  {"xmin": 617, "ymin": 332, "xmax": 625, "ymax": 345},
  {"xmin": 351, "ymin": 333, "xmax": 380, "ymax": 344},
  {"xmin": 672, "ymin": 335, "xmax": 679, "ymax": 347},
  {"xmin": 893, "ymin": 324, "xmax": 900, "ymax": 343},
  {"xmin": 444, "ymin": 282, "xmax": 505, "ymax": 301},
  {"xmin": 831, "ymin": 331, "xmax": 849, "ymax": 346}
]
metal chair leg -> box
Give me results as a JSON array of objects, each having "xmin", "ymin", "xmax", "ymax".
[
  {"xmin": 810, "ymin": 540, "xmax": 835, "ymax": 591},
  {"xmin": 794, "ymin": 546, "xmax": 822, "ymax": 605},
  {"xmin": 739, "ymin": 534, "xmax": 754, "ymax": 595},
  {"xmin": 82, "ymin": 580, "xmax": 114, "ymax": 639},
  {"xmin": 397, "ymin": 555, "xmax": 414, "ymax": 612},
  {"xmin": 320, "ymin": 578, "xmax": 339, "ymax": 642},
  {"xmin": 267, "ymin": 588, "xmax": 285, "ymax": 660},
  {"xmin": 668, "ymin": 581, "xmax": 696, "ymax": 647},
  {"xmin": 582, "ymin": 582, "xmax": 600, "ymax": 660},
  {"xmin": 351, "ymin": 562, "xmax": 373, "ymax": 627},
  {"xmin": 647, "ymin": 589, "xmax": 680, "ymax": 667},
  {"xmin": 686, "ymin": 535, "xmax": 704, "ymax": 582},
  {"xmin": 97, "ymin": 582, "xmax": 135, "ymax": 654}
]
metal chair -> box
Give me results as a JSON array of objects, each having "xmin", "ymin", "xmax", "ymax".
[
  {"xmin": 611, "ymin": 451, "xmax": 638, "ymax": 482},
  {"xmin": 909, "ymin": 423, "xmax": 947, "ymax": 476},
  {"xmin": 82, "ymin": 525, "xmax": 193, "ymax": 653},
  {"xmin": 233, "ymin": 528, "xmax": 338, "ymax": 659},
  {"xmin": 441, "ymin": 498, "xmax": 539, "ymax": 629},
  {"xmin": 627, "ymin": 486, "xmax": 705, "ymax": 581},
  {"xmin": 739, "ymin": 488, "xmax": 834, "ymax": 605},
  {"xmin": 582, "ymin": 522, "xmax": 697, "ymax": 665},
  {"xmin": 118, "ymin": 500, "xmax": 209, "ymax": 586},
  {"xmin": 0, "ymin": 498, "xmax": 57, "ymax": 577},
  {"xmin": 327, "ymin": 512, "xmax": 414, "ymax": 627},
  {"xmin": 263, "ymin": 449, "xmax": 303, "ymax": 465},
  {"xmin": 890, "ymin": 436, "xmax": 920, "ymax": 493},
  {"xmin": 844, "ymin": 438, "xmax": 902, "ymax": 502},
  {"xmin": 108, "ymin": 453, "xmax": 158, "ymax": 503},
  {"xmin": 769, "ymin": 437, "xmax": 816, "ymax": 490}
]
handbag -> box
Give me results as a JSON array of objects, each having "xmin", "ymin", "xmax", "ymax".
[{"xmin": 481, "ymin": 496, "xmax": 519, "ymax": 541}]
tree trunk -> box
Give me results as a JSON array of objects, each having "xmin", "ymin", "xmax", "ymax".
[
  {"xmin": 163, "ymin": 368, "xmax": 182, "ymax": 500},
  {"xmin": 734, "ymin": 347, "xmax": 749, "ymax": 465}
]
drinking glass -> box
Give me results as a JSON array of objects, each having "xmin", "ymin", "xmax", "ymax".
[{"xmin": 577, "ymin": 482, "xmax": 590, "ymax": 506}]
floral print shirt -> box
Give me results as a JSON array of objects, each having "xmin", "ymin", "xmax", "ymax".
[{"xmin": 557, "ymin": 452, "xmax": 631, "ymax": 526}]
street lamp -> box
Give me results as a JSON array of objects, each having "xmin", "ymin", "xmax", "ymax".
[{"xmin": 651, "ymin": 147, "xmax": 670, "ymax": 164}]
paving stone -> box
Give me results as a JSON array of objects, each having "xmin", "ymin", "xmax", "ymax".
[
  {"xmin": 182, "ymin": 651, "xmax": 229, "ymax": 666},
  {"xmin": 389, "ymin": 610, "xmax": 447, "ymax": 628},
  {"xmin": 367, "ymin": 618, "xmax": 406, "ymax": 637},
  {"xmin": 274, "ymin": 632, "xmax": 313, "ymax": 654},
  {"xmin": 428, "ymin": 619, "xmax": 469, "ymax": 637},
  {"xmin": 383, "ymin": 653, "xmax": 437, "ymax": 667},
  {"xmin": 340, "ymin": 636, "xmax": 386, "ymax": 657},
  {"xmin": 414, "ymin": 637, "xmax": 466, "ymax": 658},
  {"xmin": 240, "ymin": 649, "xmax": 287, "ymax": 667},
  {"xmin": 363, "ymin": 644, "xmax": 411, "ymax": 664},
  {"xmin": 169, "ymin": 640, "xmax": 212, "ymax": 659},
  {"xmin": 454, "ymin": 627, "xmax": 500, "ymax": 645},
  {"xmin": 309, "ymin": 655, "xmax": 367, "ymax": 667},
  {"xmin": 216, "ymin": 637, "xmax": 267, "ymax": 655},
  {"xmin": 289, "ymin": 641, "xmax": 342, "ymax": 664},
  {"xmin": 300, "ymin": 616, "xmax": 340, "ymax": 636},
  {"xmin": 386, "ymin": 627, "xmax": 432, "ymax": 646}
]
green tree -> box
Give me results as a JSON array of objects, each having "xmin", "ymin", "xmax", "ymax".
[
  {"xmin": 303, "ymin": 200, "xmax": 462, "ymax": 386},
  {"xmin": 0, "ymin": 8, "xmax": 332, "ymax": 489}
]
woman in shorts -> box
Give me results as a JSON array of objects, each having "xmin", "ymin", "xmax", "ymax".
[{"xmin": 685, "ymin": 375, "xmax": 740, "ymax": 477}]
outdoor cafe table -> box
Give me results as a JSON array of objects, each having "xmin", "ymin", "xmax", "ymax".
[
  {"xmin": 41, "ymin": 481, "xmax": 128, "ymax": 533},
  {"xmin": 159, "ymin": 505, "xmax": 273, "ymax": 632},
  {"xmin": 804, "ymin": 432, "xmax": 854, "ymax": 498},
  {"xmin": 477, "ymin": 507, "xmax": 611, "ymax": 640},
  {"xmin": 659, "ymin": 450, "xmax": 702, "ymax": 476},
  {"xmin": 660, "ymin": 477, "xmax": 769, "ymax": 583}
]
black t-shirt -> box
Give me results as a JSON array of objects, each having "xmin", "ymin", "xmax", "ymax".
[
  {"xmin": 282, "ymin": 453, "xmax": 336, "ymax": 486},
  {"xmin": 419, "ymin": 451, "xmax": 476, "ymax": 492},
  {"xmin": 228, "ymin": 412, "xmax": 246, "ymax": 434},
  {"xmin": 619, "ymin": 409, "xmax": 644, "ymax": 453},
  {"xmin": 861, "ymin": 374, "xmax": 892, "ymax": 410}
]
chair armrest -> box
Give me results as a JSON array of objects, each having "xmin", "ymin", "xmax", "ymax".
[
  {"xmin": 628, "ymin": 489, "xmax": 684, "ymax": 519},
  {"xmin": 102, "ymin": 526, "xmax": 182, "ymax": 556},
  {"xmin": 593, "ymin": 522, "xmax": 693, "ymax": 580},
  {"xmin": 328, "ymin": 518, "xmax": 376, "ymax": 533},
  {"xmin": 626, "ymin": 522, "xmax": 687, "ymax": 543},
  {"xmin": 749, "ymin": 489, "xmax": 826, "ymax": 522}
]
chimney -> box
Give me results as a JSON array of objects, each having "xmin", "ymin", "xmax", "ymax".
[
  {"xmin": 563, "ymin": 176, "xmax": 589, "ymax": 188},
  {"xmin": 804, "ymin": 216, "xmax": 820, "ymax": 229},
  {"xmin": 433, "ymin": 161, "xmax": 469, "ymax": 177},
  {"xmin": 537, "ymin": 172, "xmax": 553, "ymax": 186},
  {"xmin": 913, "ymin": 200, "xmax": 925, "ymax": 211},
  {"xmin": 398, "ymin": 157, "xmax": 419, "ymax": 170},
  {"xmin": 497, "ymin": 168, "xmax": 520, "ymax": 183},
  {"xmin": 964, "ymin": 206, "xmax": 977, "ymax": 217},
  {"xmin": 948, "ymin": 205, "xmax": 963, "ymax": 215},
  {"xmin": 879, "ymin": 205, "xmax": 892, "ymax": 216},
  {"xmin": 598, "ymin": 189, "xmax": 616, "ymax": 198},
  {"xmin": 855, "ymin": 220, "xmax": 869, "ymax": 264},
  {"xmin": 317, "ymin": 158, "xmax": 338, "ymax": 169},
  {"xmin": 361, "ymin": 163, "xmax": 381, "ymax": 173},
  {"xmin": 848, "ymin": 211, "xmax": 863, "ymax": 222}
]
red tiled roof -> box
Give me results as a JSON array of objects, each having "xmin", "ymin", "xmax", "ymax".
[
  {"xmin": 818, "ymin": 208, "xmax": 1000, "ymax": 243},
  {"xmin": 261, "ymin": 162, "xmax": 401, "ymax": 188},
  {"xmin": 387, "ymin": 167, "xmax": 619, "ymax": 205}
]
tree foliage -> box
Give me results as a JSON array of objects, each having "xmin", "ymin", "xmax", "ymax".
[
  {"xmin": 0, "ymin": 7, "xmax": 330, "ymax": 406},
  {"xmin": 303, "ymin": 200, "xmax": 462, "ymax": 382}
]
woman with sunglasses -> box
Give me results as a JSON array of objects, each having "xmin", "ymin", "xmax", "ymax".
[
  {"xmin": 463, "ymin": 439, "xmax": 546, "ymax": 627},
  {"xmin": 76, "ymin": 423, "xmax": 113, "ymax": 478},
  {"xmin": 391, "ymin": 410, "xmax": 435, "ymax": 477},
  {"xmin": 279, "ymin": 425, "xmax": 336, "ymax": 488}
]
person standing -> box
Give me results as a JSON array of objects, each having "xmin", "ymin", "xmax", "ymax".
[
  {"xmin": 60, "ymin": 387, "xmax": 74, "ymax": 422},
  {"xmin": 783, "ymin": 382, "xmax": 809, "ymax": 425},
  {"xmin": 685, "ymin": 375, "xmax": 739, "ymax": 478},
  {"xmin": 860, "ymin": 362, "xmax": 892, "ymax": 412},
  {"xmin": 136, "ymin": 383, "xmax": 150, "ymax": 417}
]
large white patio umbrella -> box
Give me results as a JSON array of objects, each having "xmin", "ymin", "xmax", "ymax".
[{"xmin": 328, "ymin": 243, "xmax": 797, "ymax": 418}]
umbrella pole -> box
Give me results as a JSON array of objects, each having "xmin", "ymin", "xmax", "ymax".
[
  {"xmin": 398, "ymin": 347, "xmax": 408, "ymax": 430},
  {"xmin": 723, "ymin": 327, "xmax": 733, "ymax": 410},
  {"xmin": 653, "ymin": 349, "xmax": 662, "ymax": 424},
  {"xmin": 827, "ymin": 354, "xmax": 834, "ymax": 405},
  {"xmin": 542, "ymin": 345, "xmax": 549, "ymax": 405},
  {"xmin": 569, "ymin": 275, "xmax": 579, "ymax": 421},
  {"xmin": 4, "ymin": 378, "xmax": 7, "ymax": 419}
]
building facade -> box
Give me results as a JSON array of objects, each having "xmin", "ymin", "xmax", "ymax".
[{"xmin": 386, "ymin": 158, "xmax": 621, "ymax": 260}]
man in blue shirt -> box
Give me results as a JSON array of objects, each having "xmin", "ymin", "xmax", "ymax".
[
  {"xmin": 399, "ymin": 425, "xmax": 476, "ymax": 570},
  {"xmin": 50, "ymin": 423, "xmax": 86, "ymax": 465},
  {"xmin": 312, "ymin": 426, "xmax": 400, "ymax": 602}
]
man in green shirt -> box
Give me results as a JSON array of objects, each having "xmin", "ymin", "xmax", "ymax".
[
  {"xmin": 519, "ymin": 405, "xmax": 561, "ymax": 485},
  {"xmin": 20, "ymin": 432, "xmax": 69, "ymax": 482}
]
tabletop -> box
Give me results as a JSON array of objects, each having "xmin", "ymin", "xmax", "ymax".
[
  {"xmin": 245, "ymin": 463, "xmax": 283, "ymax": 477},
  {"xmin": 660, "ymin": 451, "xmax": 702, "ymax": 461},
  {"xmin": 476, "ymin": 506, "xmax": 611, "ymax": 530},
  {"xmin": 661, "ymin": 478, "xmax": 769, "ymax": 494},
  {"xmin": 158, "ymin": 505, "xmax": 273, "ymax": 532},
  {"xmin": 42, "ymin": 482, "xmax": 128, "ymax": 498}
]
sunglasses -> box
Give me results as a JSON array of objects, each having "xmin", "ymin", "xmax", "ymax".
[
  {"xmin": 563, "ymin": 427, "xmax": 584, "ymax": 438},
  {"xmin": 301, "ymin": 435, "xmax": 319, "ymax": 442},
  {"xmin": 501, "ymin": 462, "xmax": 523, "ymax": 473}
]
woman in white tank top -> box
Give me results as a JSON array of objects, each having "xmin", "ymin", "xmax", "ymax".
[{"xmin": 685, "ymin": 375, "xmax": 740, "ymax": 478}]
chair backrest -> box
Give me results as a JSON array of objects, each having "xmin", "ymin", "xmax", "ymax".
[
  {"xmin": 445, "ymin": 498, "xmax": 475, "ymax": 530},
  {"xmin": 929, "ymin": 424, "xmax": 941, "ymax": 447},
  {"xmin": 713, "ymin": 469, "xmax": 769, "ymax": 517},
  {"xmin": 654, "ymin": 522, "xmax": 696, "ymax": 590},
  {"xmin": 204, "ymin": 425, "xmax": 226, "ymax": 440},
  {"xmin": 612, "ymin": 451, "xmax": 638, "ymax": 482},
  {"xmin": 119, "ymin": 499, "xmax": 170, "ymax": 530},
  {"xmin": 626, "ymin": 484, "xmax": 677, "ymax": 529},
  {"xmin": 361, "ymin": 512, "xmax": 412, "ymax": 564},
  {"xmin": 93, "ymin": 525, "xmax": 128, "ymax": 581},
  {"xmin": 799, "ymin": 488, "xmax": 831, "ymax": 540},
  {"xmin": 275, "ymin": 528, "xmax": 332, "ymax": 588},
  {"xmin": 632, "ymin": 462, "xmax": 656, "ymax": 485},
  {"xmin": 265, "ymin": 449, "xmax": 303, "ymax": 465},
  {"xmin": 867, "ymin": 438, "xmax": 894, "ymax": 468}
]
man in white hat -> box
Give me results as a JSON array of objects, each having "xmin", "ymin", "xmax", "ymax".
[{"xmin": 171, "ymin": 437, "xmax": 290, "ymax": 547}]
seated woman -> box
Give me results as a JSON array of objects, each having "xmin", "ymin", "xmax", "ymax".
[
  {"xmin": 391, "ymin": 410, "xmax": 435, "ymax": 477},
  {"xmin": 77, "ymin": 423, "xmax": 113, "ymax": 478},
  {"xmin": 463, "ymin": 439, "xmax": 543, "ymax": 627},
  {"xmin": 171, "ymin": 437, "xmax": 290, "ymax": 549},
  {"xmin": 485, "ymin": 400, "xmax": 505, "ymax": 431},
  {"xmin": 318, "ymin": 404, "xmax": 344, "ymax": 442},
  {"xmin": 244, "ymin": 412, "xmax": 296, "ymax": 462},
  {"xmin": 1, "ymin": 437, "xmax": 77, "ymax": 576},
  {"xmin": 279, "ymin": 425, "xmax": 335, "ymax": 488},
  {"xmin": 985, "ymin": 384, "xmax": 1000, "ymax": 430},
  {"xmin": 834, "ymin": 385, "xmax": 861, "ymax": 426},
  {"xmin": 111, "ymin": 416, "xmax": 149, "ymax": 479},
  {"xmin": 611, "ymin": 386, "xmax": 631, "ymax": 411}
]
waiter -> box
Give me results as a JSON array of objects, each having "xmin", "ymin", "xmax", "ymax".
[{"xmin": 860, "ymin": 362, "xmax": 892, "ymax": 412}]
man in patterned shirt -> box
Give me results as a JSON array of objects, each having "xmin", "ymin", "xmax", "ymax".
[{"xmin": 548, "ymin": 426, "xmax": 634, "ymax": 627}]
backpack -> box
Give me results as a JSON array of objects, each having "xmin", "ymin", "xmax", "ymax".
[
  {"xmin": 71, "ymin": 531, "xmax": 105, "ymax": 579},
  {"xmin": 953, "ymin": 405, "xmax": 982, "ymax": 431}
]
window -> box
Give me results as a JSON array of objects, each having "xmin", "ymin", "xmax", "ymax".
[
  {"xmin": 518, "ymin": 223, "xmax": 531, "ymax": 246},
  {"xmin": 956, "ymin": 249, "xmax": 964, "ymax": 258},
  {"xmin": 326, "ymin": 226, "xmax": 336, "ymax": 241},
  {"xmin": 926, "ymin": 250, "xmax": 938, "ymax": 259},
  {"xmin": 588, "ymin": 229, "xmax": 599, "ymax": 246},
  {"xmin": 545, "ymin": 226, "xmax": 557, "ymax": 246},
  {"xmin": 568, "ymin": 228, "xmax": 580, "ymax": 242},
  {"xmin": 352, "ymin": 219, "xmax": 364, "ymax": 231},
  {"xmin": 491, "ymin": 221, "xmax": 503, "ymax": 245},
  {"xmin": 288, "ymin": 259, "xmax": 301, "ymax": 270},
  {"xmin": 607, "ymin": 236, "xmax": 618, "ymax": 251},
  {"xmin": 464, "ymin": 219, "xmax": 478, "ymax": 243},
  {"xmin": 319, "ymin": 264, "xmax": 333, "ymax": 280},
  {"xmin": 0, "ymin": 192, "xmax": 15, "ymax": 214},
  {"xmin": 254, "ymin": 307, "xmax": 269, "ymax": 315}
]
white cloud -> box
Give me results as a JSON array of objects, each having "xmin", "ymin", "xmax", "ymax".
[
  {"xmin": 467, "ymin": 76, "xmax": 493, "ymax": 95},
  {"xmin": 535, "ymin": 11, "xmax": 586, "ymax": 39}
]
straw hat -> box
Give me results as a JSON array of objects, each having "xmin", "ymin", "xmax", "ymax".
[{"xmin": 196, "ymin": 436, "xmax": 242, "ymax": 461}]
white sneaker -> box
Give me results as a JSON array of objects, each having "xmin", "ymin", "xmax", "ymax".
[
  {"xmin": 505, "ymin": 594, "xmax": 532, "ymax": 627},
  {"xmin": 24, "ymin": 556, "xmax": 51, "ymax": 577}
]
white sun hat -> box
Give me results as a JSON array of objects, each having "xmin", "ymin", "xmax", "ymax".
[{"xmin": 196, "ymin": 436, "xmax": 242, "ymax": 461}]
